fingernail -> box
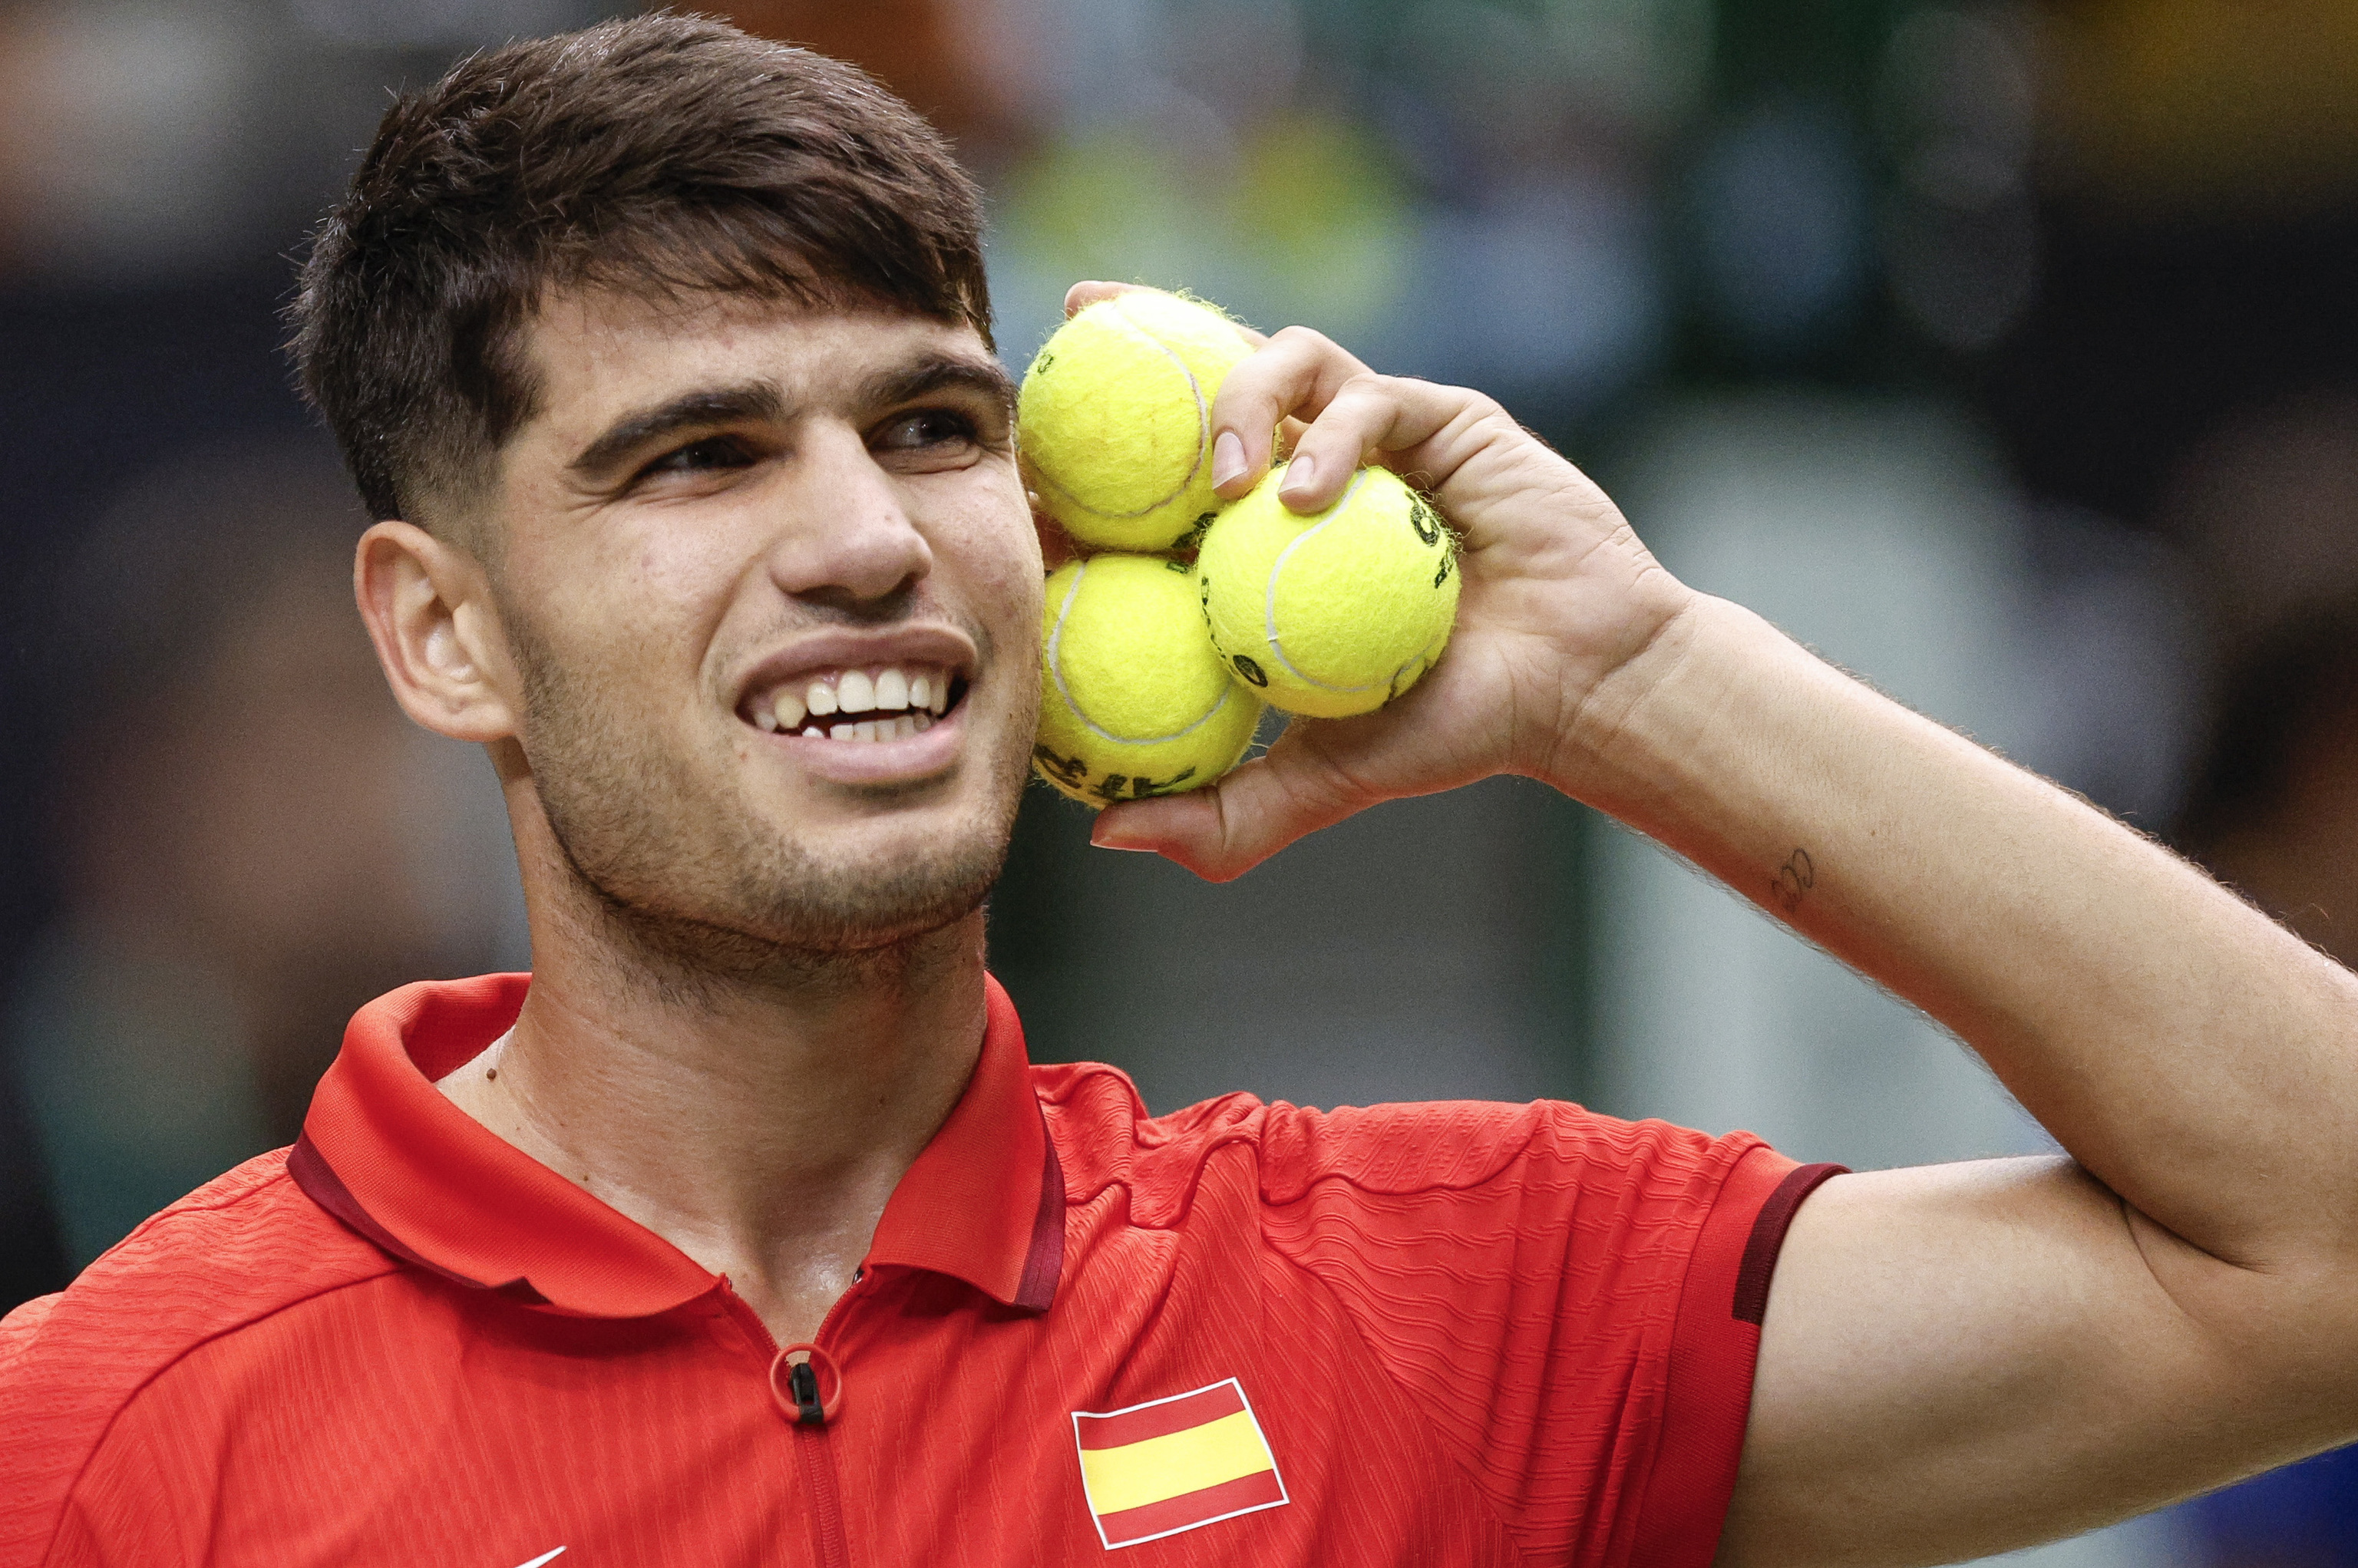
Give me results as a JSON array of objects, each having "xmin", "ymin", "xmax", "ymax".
[
  {"xmin": 1091, "ymin": 837, "xmax": 1157, "ymax": 852},
  {"xmin": 1278, "ymin": 453, "xmax": 1316, "ymax": 500},
  {"xmin": 1211, "ymin": 430, "xmax": 1247, "ymax": 489}
]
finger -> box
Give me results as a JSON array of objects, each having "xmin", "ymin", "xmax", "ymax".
[
  {"xmin": 1208, "ymin": 325, "xmax": 1375, "ymax": 502},
  {"xmin": 1062, "ymin": 279, "xmax": 1135, "ymax": 317},
  {"xmin": 1276, "ymin": 372, "xmax": 1478, "ymax": 513},
  {"xmin": 1088, "ymin": 719, "xmax": 1385, "ymax": 881}
]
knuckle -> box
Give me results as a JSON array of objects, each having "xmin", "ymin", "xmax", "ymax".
[
  {"xmin": 1217, "ymin": 357, "xmax": 1284, "ymax": 398},
  {"xmin": 1476, "ymin": 398, "xmax": 1524, "ymax": 433}
]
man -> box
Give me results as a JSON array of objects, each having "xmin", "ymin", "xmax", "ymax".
[{"xmin": 5, "ymin": 15, "xmax": 2357, "ymax": 1566}]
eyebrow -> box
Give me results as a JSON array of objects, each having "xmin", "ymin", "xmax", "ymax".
[
  {"xmin": 568, "ymin": 381, "xmax": 788, "ymax": 479},
  {"xmin": 850, "ymin": 352, "xmax": 1018, "ymax": 422}
]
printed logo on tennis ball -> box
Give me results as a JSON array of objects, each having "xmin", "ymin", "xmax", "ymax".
[
  {"xmin": 1033, "ymin": 553, "xmax": 1266, "ymax": 808},
  {"xmin": 1018, "ymin": 292, "xmax": 1253, "ymax": 553},
  {"xmin": 1197, "ymin": 463, "xmax": 1461, "ymax": 719}
]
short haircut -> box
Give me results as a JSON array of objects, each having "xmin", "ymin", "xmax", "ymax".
[{"xmin": 289, "ymin": 12, "xmax": 992, "ymax": 536}]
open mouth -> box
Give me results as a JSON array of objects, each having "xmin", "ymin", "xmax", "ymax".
[{"xmin": 741, "ymin": 662, "xmax": 971, "ymax": 743}]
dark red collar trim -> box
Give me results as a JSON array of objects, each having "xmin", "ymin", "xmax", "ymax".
[
  {"xmin": 1012, "ymin": 1134, "xmax": 1065, "ymax": 1312},
  {"xmin": 286, "ymin": 1138, "xmax": 550, "ymax": 1305}
]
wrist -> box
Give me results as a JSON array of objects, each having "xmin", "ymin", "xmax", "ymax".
[{"xmin": 1541, "ymin": 594, "xmax": 1792, "ymax": 813}]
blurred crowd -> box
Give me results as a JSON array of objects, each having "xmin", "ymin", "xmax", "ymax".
[{"xmin": 3, "ymin": 1, "xmax": 2356, "ymax": 1561}]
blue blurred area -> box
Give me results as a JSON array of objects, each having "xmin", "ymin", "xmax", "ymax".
[
  {"xmin": 2188, "ymin": 1447, "xmax": 2358, "ymax": 1568},
  {"xmin": 2, "ymin": 2, "xmax": 2356, "ymax": 1562}
]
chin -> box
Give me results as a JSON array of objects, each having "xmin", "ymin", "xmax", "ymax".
[
  {"xmin": 543, "ymin": 753, "xmax": 1027, "ymax": 966},
  {"xmin": 738, "ymin": 818, "xmax": 1010, "ymax": 953}
]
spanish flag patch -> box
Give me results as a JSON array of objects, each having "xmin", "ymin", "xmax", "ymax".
[{"xmin": 1072, "ymin": 1378, "xmax": 1288, "ymax": 1549}]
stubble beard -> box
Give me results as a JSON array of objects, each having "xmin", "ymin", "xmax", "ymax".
[{"xmin": 504, "ymin": 602, "xmax": 1032, "ymax": 989}]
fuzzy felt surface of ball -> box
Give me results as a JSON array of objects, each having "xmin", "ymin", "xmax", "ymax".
[
  {"xmin": 1033, "ymin": 553, "xmax": 1264, "ymax": 807},
  {"xmin": 1197, "ymin": 462, "xmax": 1461, "ymax": 718},
  {"xmin": 1018, "ymin": 292, "xmax": 1253, "ymax": 553}
]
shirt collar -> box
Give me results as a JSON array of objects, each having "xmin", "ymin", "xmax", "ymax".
[{"xmin": 290, "ymin": 972, "xmax": 1062, "ymax": 1319}]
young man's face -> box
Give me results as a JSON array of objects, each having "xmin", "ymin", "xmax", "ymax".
[{"xmin": 477, "ymin": 290, "xmax": 1043, "ymax": 956}]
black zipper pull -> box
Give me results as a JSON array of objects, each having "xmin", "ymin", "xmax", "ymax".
[{"xmin": 788, "ymin": 1358, "xmax": 827, "ymax": 1426}]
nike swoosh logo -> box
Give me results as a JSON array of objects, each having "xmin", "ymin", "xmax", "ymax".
[{"xmin": 516, "ymin": 1552, "xmax": 566, "ymax": 1568}]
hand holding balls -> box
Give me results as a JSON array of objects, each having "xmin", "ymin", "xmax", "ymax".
[{"xmin": 1022, "ymin": 289, "xmax": 1461, "ymax": 808}]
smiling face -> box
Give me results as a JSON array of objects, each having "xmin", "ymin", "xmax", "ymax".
[{"xmin": 470, "ymin": 290, "xmax": 1043, "ymax": 958}]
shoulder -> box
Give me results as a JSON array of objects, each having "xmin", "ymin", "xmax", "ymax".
[
  {"xmin": 1030, "ymin": 1060, "xmax": 1765, "ymax": 1224},
  {"xmin": 0, "ymin": 1148, "xmax": 398, "ymax": 1560}
]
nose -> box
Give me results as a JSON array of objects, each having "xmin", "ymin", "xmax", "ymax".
[{"xmin": 764, "ymin": 425, "xmax": 933, "ymax": 607}]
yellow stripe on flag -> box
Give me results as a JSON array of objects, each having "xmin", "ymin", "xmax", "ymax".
[{"xmin": 1076, "ymin": 1410, "xmax": 1274, "ymax": 1517}]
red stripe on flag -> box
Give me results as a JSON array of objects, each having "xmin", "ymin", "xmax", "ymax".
[
  {"xmin": 1075, "ymin": 1381, "xmax": 1247, "ymax": 1450},
  {"xmin": 1095, "ymin": 1467, "xmax": 1285, "ymax": 1546}
]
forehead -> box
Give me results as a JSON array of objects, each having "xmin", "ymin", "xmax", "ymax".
[{"xmin": 518, "ymin": 289, "xmax": 997, "ymax": 430}]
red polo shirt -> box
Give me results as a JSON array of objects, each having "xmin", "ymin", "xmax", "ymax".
[{"xmin": 0, "ymin": 974, "xmax": 1835, "ymax": 1567}]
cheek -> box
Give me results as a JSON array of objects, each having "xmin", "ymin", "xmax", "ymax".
[
  {"xmin": 513, "ymin": 531, "xmax": 740, "ymax": 705},
  {"xmin": 963, "ymin": 534, "xmax": 1045, "ymax": 674},
  {"xmin": 982, "ymin": 532, "xmax": 1045, "ymax": 612},
  {"xmin": 955, "ymin": 481, "xmax": 1047, "ymax": 613}
]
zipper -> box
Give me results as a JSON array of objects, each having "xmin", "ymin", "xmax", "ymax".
[
  {"xmin": 718, "ymin": 1272, "xmax": 869, "ymax": 1568},
  {"xmin": 794, "ymin": 1419, "xmax": 850, "ymax": 1568},
  {"xmin": 785, "ymin": 1360, "xmax": 827, "ymax": 1424}
]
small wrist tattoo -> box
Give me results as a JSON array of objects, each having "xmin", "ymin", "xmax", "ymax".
[{"xmin": 1772, "ymin": 847, "xmax": 1815, "ymax": 913}]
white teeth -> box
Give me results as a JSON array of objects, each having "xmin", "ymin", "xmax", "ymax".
[
  {"xmin": 758, "ymin": 666, "xmax": 950, "ymax": 734},
  {"xmin": 793, "ymin": 713, "xmax": 923, "ymax": 742}
]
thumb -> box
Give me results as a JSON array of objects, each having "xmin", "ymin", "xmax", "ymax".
[{"xmin": 1088, "ymin": 721, "xmax": 1381, "ymax": 881}]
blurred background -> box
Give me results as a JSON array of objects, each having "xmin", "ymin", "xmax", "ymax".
[{"xmin": 1, "ymin": 0, "xmax": 2353, "ymax": 1560}]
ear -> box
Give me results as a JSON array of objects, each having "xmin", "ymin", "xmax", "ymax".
[{"xmin": 355, "ymin": 520, "xmax": 520, "ymax": 744}]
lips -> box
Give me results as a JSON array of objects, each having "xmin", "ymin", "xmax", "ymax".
[{"xmin": 731, "ymin": 626, "xmax": 979, "ymax": 781}]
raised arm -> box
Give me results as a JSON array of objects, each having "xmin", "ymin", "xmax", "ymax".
[{"xmin": 1079, "ymin": 284, "xmax": 2358, "ymax": 1564}]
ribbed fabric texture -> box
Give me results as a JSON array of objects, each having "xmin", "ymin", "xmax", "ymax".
[{"xmin": 2, "ymin": 1064, "xmax": 1789, "ymax": 1567}]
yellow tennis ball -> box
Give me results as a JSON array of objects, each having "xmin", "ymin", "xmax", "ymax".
[
  {"xmin": 1019, "ymin": 292, "xmax": 1253, "ymax": 553},
  {"xmin": 1034, "ymin": 553, "xmax": 1264, "ymax": 807},
  {"xmin": 1197, "ymin": 463, "xmax": 1461, "ymax": 719}
]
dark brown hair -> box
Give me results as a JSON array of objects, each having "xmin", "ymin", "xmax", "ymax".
[{"xmin": 289, "ymin": 12, "xmax": 992, "ymax": 533}]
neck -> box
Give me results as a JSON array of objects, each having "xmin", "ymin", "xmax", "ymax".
[{"xmin": 438, "ymin": 801, "xmax": 990, "ymax": 1347}]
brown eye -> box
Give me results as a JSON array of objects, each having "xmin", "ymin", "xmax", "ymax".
[
  {"xmin": 646, "ymin": 437, "xmax": 753, "ymax": 476},
  {"xmin": 878, "ymin": 411, "xmax": 976, "ymax": 451}
]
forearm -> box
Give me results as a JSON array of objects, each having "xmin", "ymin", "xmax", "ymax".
[{"xmin": 1566, "ymin": 593, "xmax": 2358, "ymax": 1269}]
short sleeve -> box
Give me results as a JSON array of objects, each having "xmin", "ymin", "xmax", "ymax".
[{"xmin": 1253, "ymin": 1099, "xmax": 1838, "ymax": 1568}]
